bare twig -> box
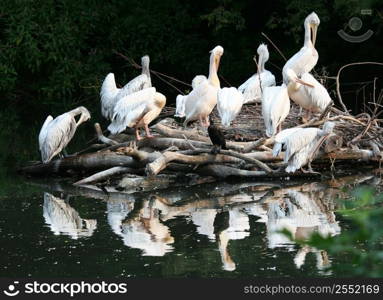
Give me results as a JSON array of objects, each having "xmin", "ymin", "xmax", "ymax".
[
  {"xmin": 261, "ymin": 32, "xmax": 287, "ymax": 61},
  {"xmin": 336, "ymin": 62, "xmax": 383, "ymax": 114}
]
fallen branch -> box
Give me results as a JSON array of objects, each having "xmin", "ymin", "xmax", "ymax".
[
  {"xmin": 179, "ymin": 149, "xmax": 273, "ymax": 173},
  {"xmin": 74, "ymin": 166, "xmax": 143, "ymax": 186},
  {"xmin": 146, "ymin": 151, "xmax": 243, "ymax": 176},
  {"xmin": 95, "ymin": 123, "xmax": 119, "ymax": 145}
]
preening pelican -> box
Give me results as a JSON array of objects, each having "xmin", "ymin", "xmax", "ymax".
[
  {"xmin": 217, "ymin": 87, "xmax": 244, "ymax": 127},
  {"xmin": 238, "ymin": 44, "xmax": 276, "ymax": 103},
  {"xmin": 275, "ymin": 122, "xmax": 335, "ymax": 173},
  {"xmin": 100, "ymin": 55, "xmax": 152, "ymax": 120},
  {"xmin": 107, "ymin": 87, "xmax": 166, "ymax": 140},
  {"xmin": 43, "ymin": 192, "xmax": 97, "ymax": 239},
  {"xmin": 183, "ymin": 46, "xmax": 224, "ymax": 127},
  {"xmin": 39, "ymin": 106, "xmax": 91, "ymax": 163},
  {"xmin": 174, "ymin": 75, "xmax": 207, "ymax": 118},
  {"xmin": 285, "ymin": 68, "xmax": 332, "ymax": 120},
  {"xmin": 261, "ymin": 84, "xmax": 290, "ymax": 137},
  {"xmin": 282, "ymin": 12, "xmax": 320, "ymax": 84}
]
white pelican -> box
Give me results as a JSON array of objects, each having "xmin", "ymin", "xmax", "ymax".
[
  {"xmin": 121, "ymin": 198, "xmax": 174, "ymax": 256},
  {"xmin": 261, "ymin": 84, "xmax": 290, "ymax": 137},
  {"xmin": 43, "ymin": 193, "xmax": 97, "ymax": 239},
  {"xmin": 272, "ymin": 127, "xmax": 302, "ymax": 157},
  {"xmin": 174, "ymin": 75, "xmax": 207, "ymax": 118},
  {"xmin": 285, "ymin": 68, "xmax": 332, "ymax": 120},
  {"xmin": 107, "ymin": 87, "xmax": 166, "ymax": 140},
  {"xmin": 39, "ymin": 106, "xmax": 91, "ymax": 163},
  {"xmin": 276, "ymin": 121, "xmax": 335, "ymax": 173},
  {"xmin": 217, "ymin": 87, "xmax": 244, "ymax": 127},
  {"xmin": 183, "ymin": 45, "xmax": 224, "ymax": 127},
  {"xmin": 100, "ymin": 55, "xmax": 151, "ymax": 120},
  {"xmin": 282, "ymin": 12, "xmax": 320, "ymax": 84},
  {"xmin": 238, "ymin": 43, "xmax": 276, "ymax": 103}
]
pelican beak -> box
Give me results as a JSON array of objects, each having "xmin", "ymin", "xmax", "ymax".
[
  {"xmin": 215, "ymin": 55, "xmax": 221, "ymax": 70},
  {"xmin": 311, "ymin": 24, "xmax": 318, "ymax": 47},
  {"xmin": 296, "ymin": 78, "xmax": 315, "ymax": 88}
]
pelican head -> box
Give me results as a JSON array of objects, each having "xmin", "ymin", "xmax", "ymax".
[
  {"xmin": 257, "ymin": 43, "xmax": 269, "ymax": 62},
  {"xmin": 141, "ymin": 55, "xmax": 150, "ymax": 67},
  {"xmin": 191, "ymin": 75, "xmax": 207, "ymax": 89},
  {"xmin": 305, "ymin": 12, "xmax": 320, "ymax": 47},
  {"xmin": 75, "ymin": 106, "xmax": 91, "ymax": 126},
  {"xmin": 210, "ymin": 45, "xmax": 224, "ymax": 69}
]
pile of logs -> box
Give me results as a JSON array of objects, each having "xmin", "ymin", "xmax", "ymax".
[{"xmin": 20, "ymin": 103, "xmax": 383, "ymax": 191}]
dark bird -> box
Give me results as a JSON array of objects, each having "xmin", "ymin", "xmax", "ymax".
[{"xmin": 208, "ymin": 117, "xmax": 227, "ymax": 154}]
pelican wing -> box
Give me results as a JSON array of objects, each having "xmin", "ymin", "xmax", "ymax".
[
  {"xmin": 261, "ymin": 86, "xmax": 274, "ymax": 137},
  {"xmin": 238, "ymin": 74, "xmax": 260, "ymax": 104},
  {"xmin": 284, "ymin": 127, "xmax": 319, "ymax": 163},
  {"xmin": 184, "ymin": 80, "xmax": 217, "ymax": 122},
  {"xmin": 282, "ymin": 46, "xmax": 318, "ymax": 83},
  {"xmin": 116, "ymin": 74, "xmax": 150, "ymax": 100},
  {"xmin": 100, "ymin": 73, "xmax": 118, "ymax": 120},
  {"xmin": 108, "ymin": 87, "xmax": 156, "ymax": 134},
  {"xmin": 217, "ymin": 87, "xmax": 244, "ymax": 127},
  {"xmin": 300, "ymin": 73, "xmax": 332, "ymax": 112},
  {"xmin": 272, "ymin": 127, "xmax": 302, "ymax": 157},
  {"xmin": 262, "ymin": 85, "xmax": 290, "ymax": 137},
  {"xmin": 39, "ymin": 115, "xmax": 54, "ymax": 151},
  {"xmin": 239, "ymin": 71, "xmax": 276, "ymax": 104},
  {"xmin": 40, "ymin": 113, "xmax": 76, "ymax": 163},
  {"xmin": 285, "ymin": 139, "xmax": 317, "ymax": 173},
  {"xmin": 175, "ymin": 95, "xmax": 187, "ymax": 118}
]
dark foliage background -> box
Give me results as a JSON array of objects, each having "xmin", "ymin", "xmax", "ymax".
[{"xmin": 0, "ymin": 0, "xmax": 382, "ymax": 165}]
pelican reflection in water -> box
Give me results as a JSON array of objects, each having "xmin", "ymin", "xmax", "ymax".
[
  {"xmin": 106, "ymin": 196, "xmax": 174, "ymax": 256},
  {"xmin": 43, "ymin": 192, "xmax": 97, "ymax": 239}
]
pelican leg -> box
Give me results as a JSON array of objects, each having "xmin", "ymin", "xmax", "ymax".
[
  {"xmin": 307, "ymin": 162, "xmax": 320, "ymax": 174},
  {"xmin": 135, "ymin": 126, "xmax": 142, "ymax": 141},
  {"xmin": 144, "ymin": 124, "xmax": 154, "ymax": 138},
  {"xmin": 199, "ymin": 116, "xmax": 204, "ymax": 127},
  {"xmin": 302, "ymin": 110, "xmax": 309, "ymax": 123}
]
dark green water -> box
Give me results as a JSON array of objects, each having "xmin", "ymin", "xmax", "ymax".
[{"xmin": 0, "ymin": 171, "xmax": 380, "ymax": 278}]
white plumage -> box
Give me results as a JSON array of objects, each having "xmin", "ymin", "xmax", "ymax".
[
  {"xmin": 272, "ymin": 127, "xmax": 302, "ymax": 157},
  {"xmin": 262, "ymin": 84, "xmax": 290, "ymax": 137},
  {"xmin": 43, "ymin": 192, "xmax": 97, "ymax": 239},
  {"xmin": 238, "ymin": 44, "xmax": 276, "ymax": 103},
  {"xmin": 217, "ymin": 87, "xmax": 244, "ymax": 127},
  {"xmin": 174, "ymin": 75, "xmax": 207, "ymax": 118},
  {"xmin": 38, "ymin": 106, "xmax": 90, "ymax": 163},
  {"xmin": 282, "ymin": 12, "xmax": 320, "ymax": 84},
  {"xmin": 285, "ymin": 69, "xmax": 332, "ymax": 114},
  {"xmin": 107, "ymin": 87, "xmax": 166, "ymax": 139},
  {"xmin": 100, "ymin": 56, "xmax": 152, "ymax": 120},
  {"xmin": 282, "ymin": 122, "xmax": 335, "ymax": 173},
  {"xmin": 184, "ymin": 46, "xmax": 224, "ymax": 127}
]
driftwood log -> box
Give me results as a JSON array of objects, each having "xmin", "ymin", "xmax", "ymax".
[{"xmin": 20, "ymin": 99, "xmax": 383, "ymax": 188}]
